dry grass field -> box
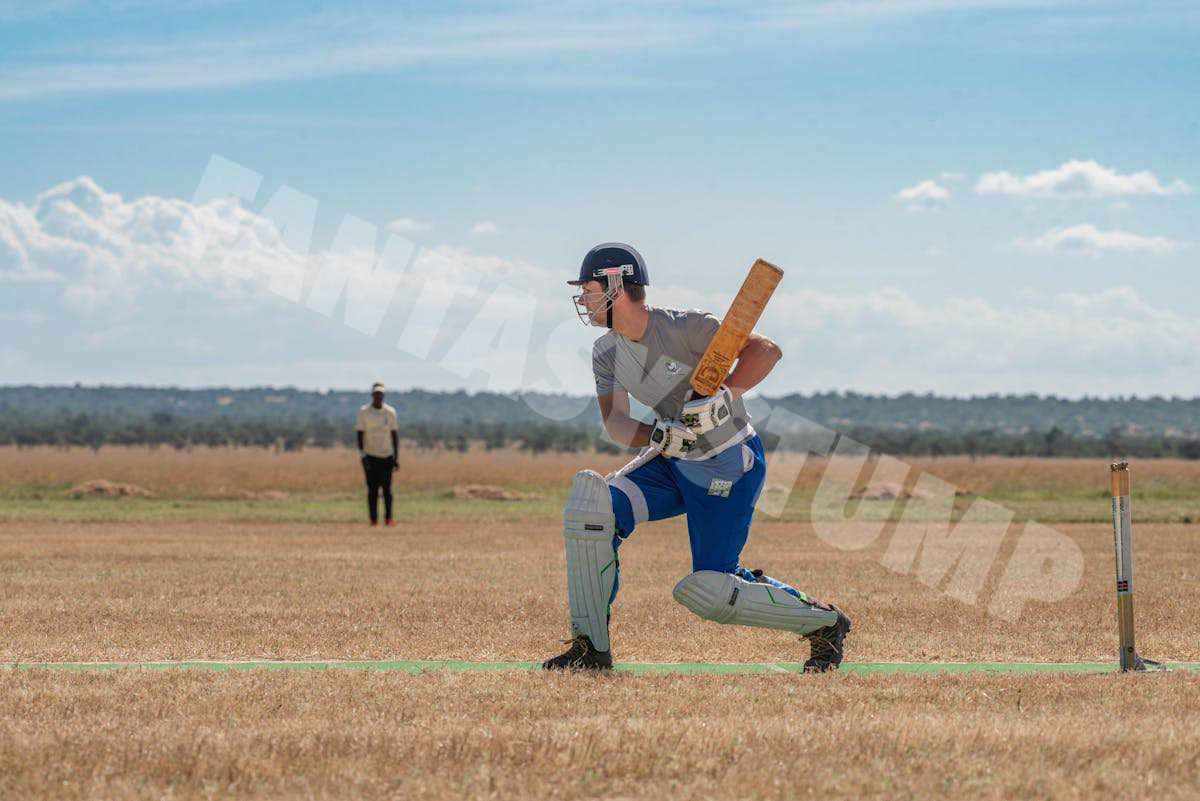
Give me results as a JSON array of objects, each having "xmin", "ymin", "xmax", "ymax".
[
  {"xmin": 2, "ymin": 446, "xmax": 1199, "ymax": 799},
  {"xmin": 9, "ymin": 445, "xmax": 1200, "ymax": 501},
  {"xmin": 5, "ymin": 671, "xmax": 1200, "ymax": 801}
]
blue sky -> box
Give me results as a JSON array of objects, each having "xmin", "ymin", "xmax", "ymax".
[{"xmin": 1, "ymin": 1, "xmax": 1197, "ymax": 396}]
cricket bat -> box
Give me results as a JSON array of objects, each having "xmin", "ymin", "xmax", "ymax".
[{"xmin": 689, "ymin": 258, "xmax": 784, "ymax": 397}]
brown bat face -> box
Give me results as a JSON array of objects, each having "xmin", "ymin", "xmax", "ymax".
[{"xmin": 689, "ymin": 259, "xmax": 783, "ymax": 396}]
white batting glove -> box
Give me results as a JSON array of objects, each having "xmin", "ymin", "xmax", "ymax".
[
  {"xmin": 680, "ymin": 386, "xmax": 733, "ymax": 435},
  {"xmin": 649, "ymin": 419, "xmax": 698, "ymax": 459}
]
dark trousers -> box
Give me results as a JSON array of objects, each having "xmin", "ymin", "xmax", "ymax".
[{"xmin": 362, "ymin": 455, "xmax": 395, "ymax": 522}]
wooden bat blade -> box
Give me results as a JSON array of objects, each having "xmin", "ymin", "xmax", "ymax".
[{"xmin": 689, "ymin": 258, "xmax": 784, "ymax": 397}]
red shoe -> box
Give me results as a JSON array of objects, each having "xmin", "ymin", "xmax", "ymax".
[
  {"xmin": 370, "ymin": 520, "xmax": 379, "ymax": 527},
  {"xmin": 385, "ymin": 519, "xmax": 396, "ymax": 527}
]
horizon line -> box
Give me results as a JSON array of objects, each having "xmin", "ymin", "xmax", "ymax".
[{"xmin": 3, "ymin": 384, "xmax": 1199, "ymax": 403}]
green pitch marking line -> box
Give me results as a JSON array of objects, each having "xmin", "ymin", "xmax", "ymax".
[{"xmin": 6, "ymin": 660, "xmax": 1199, "ymax": 674}]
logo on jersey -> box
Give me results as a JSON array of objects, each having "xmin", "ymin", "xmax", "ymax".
[{"xmin": 707, "ymin": 478, "xmax": 733, "ymax": 498}]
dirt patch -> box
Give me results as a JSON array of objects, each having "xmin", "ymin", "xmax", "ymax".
[
  {"xmin": 449, "ymin": 484, "xmax": 539, "ymax": 502},
  {"xmin": 851, "ymin": 482, "xmax": 933, "ymax": 501},
  {"xmin": 66, "ymin": 479, "xmax": 154, "ymax": 499},
  {"xmin": 234, "ymin": 490, "xmax": 291, "ymax": 501}
]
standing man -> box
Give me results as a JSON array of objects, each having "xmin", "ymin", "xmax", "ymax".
[
  {"xmin": 356, "ymin": 382, "xmax": 399, "ymax": 527},
  {"xmin": 543, "ymin": 243, "xmax": 851, "ymax": 672}
]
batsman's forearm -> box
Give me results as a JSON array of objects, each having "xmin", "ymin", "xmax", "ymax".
[
  {"xmin": 725, "ymin": 338, "xmax": 782, "ymax": 396},
  {"xmin": 604, "ymin": 413, "xmax": 652, "ymax": 448}
]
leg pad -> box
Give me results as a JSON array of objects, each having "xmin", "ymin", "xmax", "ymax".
[
  {"xmin": 673, "ymin": 570, "xmax": 837, "ymax": 636},
  {"xmin": 564, "ymin": 470, "xmax": 617, "ymax": 652}
]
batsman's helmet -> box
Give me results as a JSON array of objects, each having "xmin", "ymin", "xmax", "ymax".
[{"xmin": 568, "ymin": 242, "xmax": 649, "ymax": 288}]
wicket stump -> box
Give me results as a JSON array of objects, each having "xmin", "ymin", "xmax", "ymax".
[{"xmin": 1109, "ymin": 461, "xmax": 1146, "ymax": 671}]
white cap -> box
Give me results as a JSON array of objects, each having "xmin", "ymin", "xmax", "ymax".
[{"xmin": 371, "ymin": 382, "xmax": 385, "ymax": 393}]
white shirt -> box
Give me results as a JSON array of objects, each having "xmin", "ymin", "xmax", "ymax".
[{"xmin": 356, "ymin": 403, "xmax": 398, "ymax": 457}]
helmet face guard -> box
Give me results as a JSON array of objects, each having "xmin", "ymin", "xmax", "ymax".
[{"xmin": 571, "ymin": 265, "xmax": 631, "ymax": 327}]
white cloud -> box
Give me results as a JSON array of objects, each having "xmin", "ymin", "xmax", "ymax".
[
  {"xmin": 758, "ymin": 1, "xmax": 1119, "ymax": 28},
  {"xmin": 4, "ymin": 177, "xmax": 1198, "ymax": 397},
  {"xmin": 0, "ymin": 10, "xmax": 694, "ymax": 101},
  {"xmin": 895, "ymin": 179, "xmax": 951, "ymax": 209},
  {"xmin": 0, "ymin": 176, "xmax": 578, "ymax": 391},
  {"xmin": 7, "ymin": 2, "xmax": 1167, "ymax": 101},
  {"xmin": 0, "ymin": 1, "xmax": 235, "ymax": 21},
  {"xmin": 661, "ymin": 282, "xmax": 1200, "ymax": 397},
  {"xmin": 471, "ymin": 221, "xmax": 499, "ymax": 235},
  {"xmin": 0, "ymin": 175, "xmax": 317, "ymax": 313},
  {"xmin": 387, "ymin": 217, "xmax": 431, "ymax": 234},
  {"xmin": 1019, "ymin": 223, "xmax": 1182, "ymax": 256},
  {"xmin": 976, "ymin": 160, "xmax": 1192, "ymax": 198}
]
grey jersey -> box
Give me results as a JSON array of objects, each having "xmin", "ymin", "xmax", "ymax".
[{"xmin": 592, "ymin": 307, "xmax": 753, "ymax": 459}]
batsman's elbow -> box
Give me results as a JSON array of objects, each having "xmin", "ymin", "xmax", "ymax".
[{"xmin": 760, "ymin": 336, "xmax": 783, "ymax": 363}]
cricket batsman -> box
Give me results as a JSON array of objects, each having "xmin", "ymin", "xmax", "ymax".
[{"xmin": 543, "ymin": 243, "xmax": 851, "ymax": 672}]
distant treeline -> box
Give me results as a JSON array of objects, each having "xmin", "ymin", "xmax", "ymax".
[
  {"xmin": 3, "ymin": 411, "xmax": 1199, "ymax": 459},
  {"xmin": 2, "ymin": 386, "xmax": 1199, "ymax": 458},
  {"xmin": 3, "ymin": 385, "xmax": 1198, "ymax": 437},
  {"xmin": 0, "ymin": 412, "xmax": 612, "ymax": 455},
  {"xmin": 827, "ymin": 426, "xmax": 1200, "ymax": 461}
]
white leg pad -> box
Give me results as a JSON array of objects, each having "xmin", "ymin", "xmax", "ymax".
[
  {"xmin": 673, "ymin": 571, "xmax": 837, "ymax": 636},
  {"xmin": 563, "ymin": 469, "xmax": 617, "ymax": 652}
]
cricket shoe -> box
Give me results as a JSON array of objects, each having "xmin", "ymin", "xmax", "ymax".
[
  {"xmin": 541, "ymin": 635, "xmax": 613, "ymax": 671},
  {"xmin": 803, "ymin": 605, "xmax": 852, "ymax": 673}
]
